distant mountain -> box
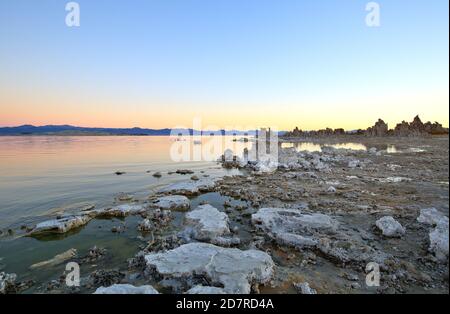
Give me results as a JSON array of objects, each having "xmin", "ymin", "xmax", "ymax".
[{"xmin": 0, "ymin": 125, "xmax": 277, "ymax": 136}]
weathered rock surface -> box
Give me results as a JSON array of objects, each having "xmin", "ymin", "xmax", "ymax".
[
  {"xmin": 366, "ymin": 119, "xmax": 389, "ymax": 137},
  {"xmin": 28, "ymin": 215, "xmax": 92, "ymax": 235},
  {"xmin": 91, "ymin": 204, "xmax": 147, "ymax": 218},
  {"xmin": 429, "ymin": 220, "xmax": 449, "ymax": 262},
  {"xmin": 185, "ymin": 205, "xmax": 230, "ymax": 242},
  {"xmin": 94, "ymin": 284, "xmax": 159, "ymax": 294},
  {"xmin": 144, "ymin": 243, "xmax": 274, "ymax": 294},
  {"xmin": 151, "ymin": 195, "xmax": 190, "ymax": 211},
  {"xmin": 186, "ymin": 285, "xmax": 226, "ymax": 294},
  {"xmin": 417, "ymin": 208, "xmax": 447, "ymax": 226},
  {"xmin": 416, "ymin": 208, "xmax": 449, "ymax": 262},
  {"xmin": 293, "ymin": 282, "xmax": 317, "ymax": 294},
  {"xmin": 0, "ymin": 272, "xmax": 17, "ymax": 294},
  {"xmin": 252, "ymin": 208, "xmax": 338, "ymax": 249},
  {"xmin": 159, "ymin": 179, "xmax": 217, "ymax": 196},
  {"xmin": 137, "ymin": 219, "xmax": 153, "ymax": 232},
  {"xmin": 30, "ymin": 248, "xmax": 77, "ymax": 269},
  {"xmin": 375, "ymin": 216, "xmax": 406, "ymax": 238}
]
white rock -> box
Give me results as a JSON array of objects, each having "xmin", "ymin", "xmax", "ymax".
[
  {"xmin": 186, "ymin": 285, "xmax": 226, "ymax": 294},
  {"xmin": 91, "ymin": 204, "xmax": 147, "ymax": 218},
  {"xmin": 294, "ymin": 282, "xmax": 317, "ymax": 294},
  {"xmin": 29, "ymin": 215, "xmax": 92, "ymax": 235},
  {"xmin": 145, "ymin": 242, "xmax": 274, "ymax": 294},
  {"xmin": 379, "ymin": 177, "xmax": 411, "ymax": 183},
  {"xmin": 137, "ymin": 219, "xmax": 153, "ymax": 232},
  {"xmin": 159, "ymin": 179, "xmax": 216, "ymax": 196},
  {"xmin": 327, "ymin": 186, "xmax": 337, "ymax": 193},
  {"xmin": 94, "ymin": 284, "xmax": 159, "ymax": 294},
  {"xmin": 429, "ymin": 220, "xmax": 449, "ymax": 262},
  {"xmin": 151, "ymin": 195, "xmax": 190, "ymax": 211},
  {"xmin": 252, "ymin": 208, "xmax": 338, "ymax": 249},
  {"xmin": 417, "ymin": 208, "xmax": 448, "ymax": 226},
  {"xmin": 375, "ymin": 216, "xmax": 405, "ymax": 238},
  {"xmin": 0, "ymin": 272, "xmax": 17, "ymax": 294},
  {"xmin": 185, "ymin": 205, "xmax": 230, "ymax": 241}
]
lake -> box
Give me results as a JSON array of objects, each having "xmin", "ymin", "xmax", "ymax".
[{"xmin": 0, "ymin": 136, "xmax": 249, "ymax": 229}]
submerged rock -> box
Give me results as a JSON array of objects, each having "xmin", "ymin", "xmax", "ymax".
[
  {"xmin": 80, "ymin": 246, "xmax": 107, "ymax": 264},
  {"xmin": 176, "ymin": 169, "xmax": 194, "ymax": 175},
  {"xmin": 30, "ymin": 248, "xmax": 77, "ymax": 269},
  {"xmin": 94, "ymin": 284, "xmax": 159, "ymax": 294},
  {"xmin": 151, "ymin": 195, "xmax": 190, "ymax": 211},
  {"xmin": 185, "ymin": 205, "xmax": 230, "ymax": 242},
  {"xmin": 375, "ymin": 216, "xmax": 406, "ymax": 238},
  {"xmin": 144, "ymin": 242, "xmax": 274, "ymax": 294}
]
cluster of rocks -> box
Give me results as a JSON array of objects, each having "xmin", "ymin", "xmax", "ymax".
[
  {"xmin": 0, "ymin": 272, "xmax": 33, "ymax": 294},
  {"xmin": 283, "ymin": 115, "xmax": 448, "ymax": 138},
  {"xmin": 285, "ymin": 127, "xmax": 347, "ymax": 137},
  {"xmin": 393, "ymin": 116, "xmax": 448, "ymax": 136},
  {"xmin": 144, "ymin": 243, "xmax": 274, "ymax": 294}
]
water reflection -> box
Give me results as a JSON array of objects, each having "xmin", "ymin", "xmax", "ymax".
[
  {"xmin": 281, "ymin": 142, "xmax": 322, "ymax": 152},
  {"xmin": 281, "ymin": 142, "xmax": 367, "ymax": 152}
]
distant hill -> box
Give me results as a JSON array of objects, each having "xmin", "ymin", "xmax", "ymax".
[{"xmin": 0, "ymin": 125, "xmax": 278, "ymax": 136}]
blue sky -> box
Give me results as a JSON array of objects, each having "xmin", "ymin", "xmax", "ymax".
[{"xmin": 0, "ymin": 0, "xmax": 448, "ymax": 130}]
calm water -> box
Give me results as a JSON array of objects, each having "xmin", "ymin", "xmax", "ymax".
[
  {"xmin": 281, "ymin": 142, "xmax": 368, "ymax": 152},
  {"xmin": 0, "ymin": 136, "xmax": 249, "ymax": 229}
]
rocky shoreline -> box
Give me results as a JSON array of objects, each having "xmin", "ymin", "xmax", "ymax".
[{"xmin": 1, "ymin": 136, "xmax": 448, "ymax": 294}]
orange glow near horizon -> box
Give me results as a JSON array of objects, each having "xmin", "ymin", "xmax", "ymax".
[{"xmin": 1, "ymin": 86, "xmax": 448, "ymax": 131}]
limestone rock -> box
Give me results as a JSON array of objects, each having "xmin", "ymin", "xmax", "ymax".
[
  {"xmin": 429, "ymin": 220, "xmax": 449, "ymax": 262},
  {"xmin": 94, "ymin": 284, "xmax": 159, "ymax": 294},
  {"xmin": 252, "ymin": 208, "xmax": 338, "ymax": 249},
  {"xmin": 0, "ymin": 272, "xmax": 17, "ymax": 294},
  {"xmin": 375, "ymin": 216, "xmax": 405, "ymax": 238},
  {"xmin": 151, "ymin": 195, "xmax": 190, "ymax": 211},
  {"xmin": 417, "ymin": 208, "xmax": 448, "ymax": 226},
  {"xmin": 293, "ymin": 282, "xmax": 317, "ymax": 294},
  {"xmin": 186, "ymin": 285, "xmax": 226, "ymax": 294},
  {"xmin": 159, "ymin": 179, "xmax": 217, "ymax": 196},
  {"xmin": 30, "ymin": 248, "xmax": 77, "ymax": 269},
  {"xmin": 28, "ymin": 215, "xmax": 92, "ymax": 235},
  {"xmin": 366, "ymin": 119, "xmax": 389, "ymax": 136},
  {"xmin": 185, "ymin": 205, "xmax": 230, "ymax": 241},
  {"xmin": 144, "ymin": 243, "xmax": 274, "ymax": 294}
]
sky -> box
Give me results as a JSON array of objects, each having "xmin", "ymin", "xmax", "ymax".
[{"xmin": 0, "ymin": 0, "xmax": 448, "ymax": 131}]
